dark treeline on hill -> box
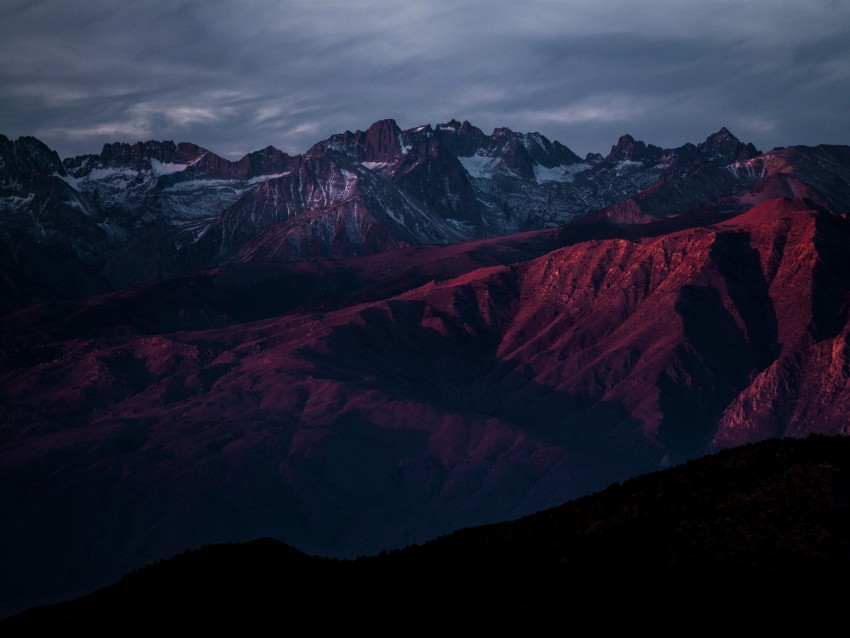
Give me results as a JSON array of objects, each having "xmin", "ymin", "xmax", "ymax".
[{"xmin": 7, "ymin": 434, "xmax": 850, "ymax": 629}]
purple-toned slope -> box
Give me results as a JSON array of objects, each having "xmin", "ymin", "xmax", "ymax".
[{"xmin": 3, "ymin": 194, "xmax": 850, "ymax": 616}]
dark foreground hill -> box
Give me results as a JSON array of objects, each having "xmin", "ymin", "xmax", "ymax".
[{"xmin": 7, "ymin": 434, "xmax": 850, "ymax": 628}]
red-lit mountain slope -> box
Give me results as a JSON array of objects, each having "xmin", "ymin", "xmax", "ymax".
[{"xmin": 2, "ymin": 191, "xmax": 849, "ymax": 617}]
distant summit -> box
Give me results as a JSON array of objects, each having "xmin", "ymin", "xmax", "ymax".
[{"xmin": 698, "ymin": 126, "xmax": 760, "ymax": 162}]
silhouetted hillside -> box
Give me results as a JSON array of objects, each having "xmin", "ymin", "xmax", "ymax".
[{"xmin": 7, "ymin": 434, "xmax": 850, "ymax": 628}]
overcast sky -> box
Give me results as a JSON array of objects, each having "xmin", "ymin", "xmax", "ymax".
[{"xmin": 2, "ymin": 0, "xmax": 849, "ymax": 160}]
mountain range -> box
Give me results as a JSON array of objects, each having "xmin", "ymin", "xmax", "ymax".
[
  {"xmin": 2, "ymin": 119, "xmax": 850, "ymax": 618},
  {"xmin": 1, "ymin": 119, "xmax": 766, "ymax": 313}
]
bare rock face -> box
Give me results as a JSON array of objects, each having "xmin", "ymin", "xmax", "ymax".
[
  {"xmin": 97, "ymin": 140, "xmax": 198, "ymax": 169},
  {"xmin": 697, "ymin": 126, "xmax": 760, "ymax": 164},
  {"xmin": 713, "ymin": 205, "xmax": 850, "ymax": 446},
  {"xmin": 602, "ymin": 133, "xmax": 663, "ymax": 164}
]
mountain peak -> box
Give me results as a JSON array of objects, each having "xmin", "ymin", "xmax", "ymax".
[
  {"xmin": 307, "ymin": 119, "xmax": 406, "ymax": 162},
  {"xmin": 698, "ymin": 127, "xmax": 760, "ymax": 161},
  {"xmin": 367, "ymin": 118, "xmax": 402, "ymax": 135},
  {"xmin": 702, "ymin": 126, "xmax": 738, "ymax": 147},
  {"xmin": 437, "ymin": 119, "xmax": 462, "ymax": 131},
  {"xmin": 605, "ymin": 134, "xmax": 647, "ymax": 162},
  {"xmin": 359, "ymin": 119, "xmax": 404, "ymax": 158},
  {"xmin": 0, "ymin": 134, "xmax": 66, "ymax": 175}
]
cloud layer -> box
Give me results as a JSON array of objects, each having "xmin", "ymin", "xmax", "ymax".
[{"xmin": 2, "ymin": 0, "xmax": 849, "ymax": 159}]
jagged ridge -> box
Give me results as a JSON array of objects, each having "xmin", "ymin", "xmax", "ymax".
[{"xmin": 0, "ymin": 122, "xmax": 788, "ymax": 313}]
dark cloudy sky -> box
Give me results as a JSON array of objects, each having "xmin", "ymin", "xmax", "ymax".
[{"xmin": 2, "ymin": 0, "xmax": 849, "ymax": 160}]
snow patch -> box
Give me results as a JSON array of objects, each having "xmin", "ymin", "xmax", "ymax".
[
  {"xmin": 533, "ymin": 164, "xmax": 568, "ymax": 184},
  {"xmin": 187, "ymin": 152, "xmax": 208, "ymax": 166},
  {"xmin": 66, "ymin": 198, "xmax": 88, "ymax": 212},
  {"xmin": 458, "ymin": 154, "xmax": 503, "ymax": 179},
  {"xmin": 534, "ymin": 162, "xmax": 592, "ymax": 183},
  {"xmin": 150, "ymin": 159, "xmax": 188, "ymax": 175},
  {"xmin": 339, "ymin": 168, "xmax": 358, "ymax": 199},
  {"xmin": 0, "ymin": 193, "xmax": 35, "ymax": 209},
  {"xmin": 397, "ymin": 133, "xmax": 412, "ymax": 155},
  {"xmin": 361, "ymin": 162, "xmax": 389, "ymax": 170},
  {"xmin": 616, "ymin": 160, "xmax": 643, "ymax": 170},
  {"xmin": 54, "ymin": 172, "xmax": 80, "ymax": 190},
  {"xmin": 247, "ymin": 171, "xmax": 292, "ymax": 185},
  {"xmin": 162, "ymin": 179, "xmax": 236, "ymax": 191},
  {"xmin": 727, "ymin": 158, "xmax": 766, "ymax": 180}
]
